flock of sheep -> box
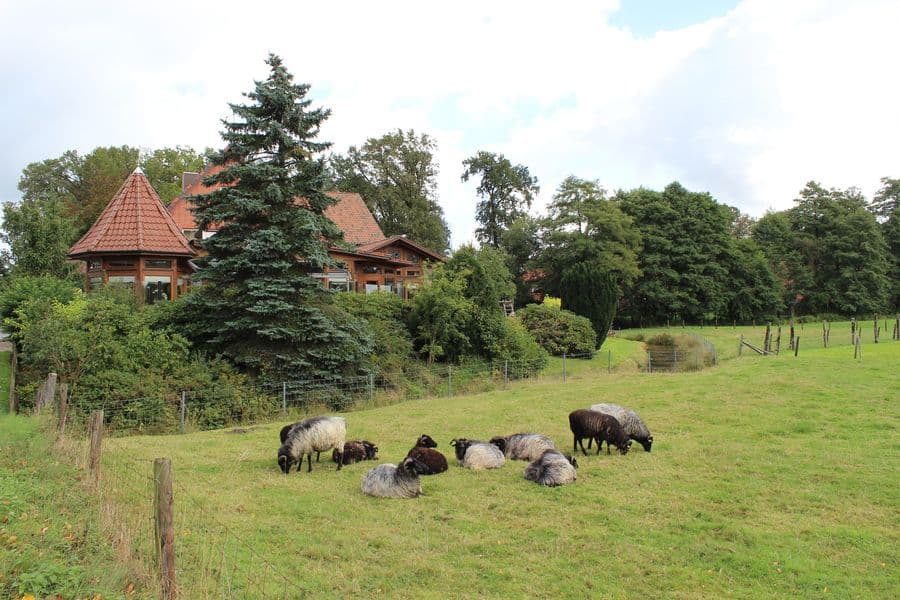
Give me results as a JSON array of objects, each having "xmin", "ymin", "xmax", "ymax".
[{"xmin": 275, "ymin": 403, "xmax": 654, "ymax": 499}]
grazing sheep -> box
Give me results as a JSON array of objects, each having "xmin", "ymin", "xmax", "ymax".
[
  {"xmin": 450, "ymin": 438, "xmax": 505, "ymax": 470},
  {"xmin": 589, "ymin": 403, "xmax": 654, "ymax": 452},
  {"xmin": 405, "ymin": 434, "xmax": 448, "ymax": 475},
  {"xmin": 332, "ymin": 440, "xmax": 379, "ymax": 465},
  {"xmin": 279, "ymin": 423, "xmax": 322, "ymax": 462},
  {"xmin": 361, "ymin": 456, "xmax": 430, "ymax": 498},
  {"xmin": 489, "ymin": 433, "xmax": 556, "ymax": 461},
  {"xmin": 524, "ymin": 449, "xmax": 578, "ymax": 486},
  {"xmin": 277, "ymin": 416, "xmax": 346, "ymax": 473},
  {"xmin": 568, "ymin": 409, "xmax": 632, "ymax": 456}
]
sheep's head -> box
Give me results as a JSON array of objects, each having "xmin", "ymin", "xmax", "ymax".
[
  {"xmin": 618, "ymin": 440, "xmax": 633, "ymax": 455},
  {"xmin": 640, "ymin": 436, "xmax": 653, "ymax": 452},
  {"xmin": 565, "ymin": 454, "xmax": 578, "ymax": 469},
  {"xmin": 488, "ymin": 436, "xmax": 507, "ymax": 454},
  {"xmin": 450, "ymin": 438, "xmax": 471, "ymax": 461},
  {"xmin": 400, "ymin": 455, "xmax": 429, "ymax": 476},
  {"xmin": 277, "ymin": 449, "xmax": 294, "ymax": 474},
  {"xmin": 362, "ymin": 441, "xmax": 379, "ymax": 459},
  {"xmin": 416, "ymin": 434, "xmax": 438, "ymax": 448}
]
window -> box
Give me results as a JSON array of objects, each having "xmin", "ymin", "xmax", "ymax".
[
  {"xmin": 406, "ymin": 270, "xmax": 420, "ymax": 277},
  {"xmin": 108, "ymin": 275, "xmax": 135, "ymax": 290},
  {"xmin": 408, "ymin": 253, "xmax": 420, "ymax": 264},
  {"xmin": 145, "ymin": 259, "xmax": 172, "ymax": 269},
  {"xmin": 362, "ymin": 265, "xmax": 381, "ymax": 274},
  {"xmin": 385, "ymin": 269, "xmax": 395, "ymax": 275},
  {"xmin": 177, "ymin": 277, "xmax": 189, "ymax": 297},
  {"xmin": 143, "ymin": 275, "xmax": 171, "ymax": 304},
  {"xmin": 329, "ymin": 280, "xmax": 350, "ymax": 291},
  {"xmin": 107, "ymin": 259, "xmax": 134, "ymax": 268},
  {"xmin": 89, "ymin": 276, "xmax": 103, "ymax": 290},
  {"xmin": 88, "ymin": 259, "xmax": 102, "ymax": 271},
  {"xmin": 365, "ymin": 281, "xmax": 379, "ymax": 294}
]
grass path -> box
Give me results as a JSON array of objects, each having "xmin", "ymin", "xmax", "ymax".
[{"xmin": 99, "ymin": 341, "xmax": 899, "ymax": 598}]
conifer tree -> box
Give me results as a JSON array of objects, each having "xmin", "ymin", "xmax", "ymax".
[
  {"xmin": 182, "ymin": 55, "xmax": 372, "ymax": 381},
  {"xmin": 559, "ymin": 263, "xmax": 618, "ymax": 349}
]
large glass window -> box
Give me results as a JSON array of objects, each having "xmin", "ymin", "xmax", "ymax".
[
  {"xmin": 108, "ymin": 275, "xmax": 135, "ymax": 290},
  {"xmin": 144, "ymin": 275, "xmax": 171, "ymax": 304},
  {"xmin": 89, "ymin": 276, "xmax": 103, "ymax": 291},
  {"xmin": 145, "ymin": 259, "xmax": 172, "ymax": 269},
  {"xmin": 176, "ymin": 277, "xmax": 189, "ymax": 297}
]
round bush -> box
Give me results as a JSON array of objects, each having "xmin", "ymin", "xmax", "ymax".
[{"xmin": 518, "ymin": 303, "xmax": 597, "ymax": 356}]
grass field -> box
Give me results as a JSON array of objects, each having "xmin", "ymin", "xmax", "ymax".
[{"xmin": 89, "ymin": 338, "xmax": 900, "ymax": 599}]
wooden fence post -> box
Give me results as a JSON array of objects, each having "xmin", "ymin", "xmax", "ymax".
[
  {"xmin": 57, "ymin": 383, "xmax": 68, "ymax": 435},
  {"xmin": 789, "ymin": 320, "xmax": 795, "ymax": 351},
  {"xmin": 562, "ymin": 353, "xmax": 567, "ymax": 383},
  {"xmin": 89, "ymin": 410, "xmax": 104, "ymax": 488},
  {"xmin": 447, "ymin": 366, "xmax": 452, "ymax": 398},
  {"xmin": 873, "ymin": 314, "xmax": 879, "ymax": 344},
  {"xmin": 739, "ymin": 335, "xmax": 744, "ymax": 357},
  {"xmin": 775, "ymin": 326, "xmax": 781, "ymax": 355},
  {"xmin": 794, "ymin": 337, "xmax": 800, "ymax": 357},
  {"xmin": 8, "ymin": 346, "xmax": 17, "ymax": 414},
  {"xmin": 154, "ymin": 458, "xmax": 177, "ymax": 600},
  {"xmin": 822, "ymin": 321, "xmax": 828, "ymax": 348}
]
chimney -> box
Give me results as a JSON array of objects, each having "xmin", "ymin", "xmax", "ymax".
[{"xmin": 182, "ymin": 171, "xmax": 201, "ymax": 194}]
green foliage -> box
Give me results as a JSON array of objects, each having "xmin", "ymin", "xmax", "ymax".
[
  {"xmin": 720, "ymin": 237, "xmax": 783, "ymax": 323},
  {"xmin": 538, "ymin": 176, "xmax": 642, "ymax": 294},
  {"xmin": 328, "ymin": 129, "xmax": 450, "ymax": 253},
  {"xmin": 1, "ymin": 195, "xmax": 77, "ymax": 278},
  {"xmin": 408, "ymin": 266, "xmax": 475, "ymax": 364},
  {"xmin": 500, "ymin": 214, "xmax": 542, "ymax": 307},
  {"xmin": 560, "ymin": 263, "xmax": 618, "ymax": 348},
  {"xmin": 518, "ymin": 303, "xmax": 597, "ymax": 355},
  {"xmin": 333, "ymin": 291, "xmax": 414, "ymax": 377},
  {"xmin": 485, "ymin": 316, "xmax": 549, "ymax": 378},
  {"xmin": 179, "ymin": 55, "xmax": 373, "ymax": 382},
  {"xmin": 0, "ymin": 275, "xmax": 79, "ymax": 334},
  {"xmin": 461, "ymin": 151, "xmax": 539, "ymax": 248},
  {"xmin": 140, "ymin": 145, "xmax": 206, "ymax": 203},
  {"xmin": 868, "ymin": 176, "xmax": 899, "ymax": 220}
]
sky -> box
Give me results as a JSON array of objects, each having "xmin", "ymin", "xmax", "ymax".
[{"xmin": 1, "ymin": 0, "xmax": 898, "ymax": 248}]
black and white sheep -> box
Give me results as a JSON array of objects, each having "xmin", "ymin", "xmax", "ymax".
[
  {"xmin": 589, "ymin": 403, "xmax": 654, "ymax": 452},
  {"xmin": 277, "ymin": 416, "xmax": 346, "ymax": 473},
  {"xmin": 450, "ymin": 438, "xmax": 505, "ymax": 470},
  {"xmin": 361, "ymin": 456, "xmax": 430, "ymax": 498},
  {"xmin": 405, "ymin": 434, "xmax": 448, "ymax": 475},
  {"xmin": 332, "ymin": 440, "xmax": 379, "ymax": 465},
  {"xmin": 568, "ymin": 409, "xmax": 632, "ymax": 455},
  {"xmin": 523, "ymin": 449, "xmax": 578, "ymax": 486},
  {"xmin": 279, "ymin": 422, "xmax": 322, "ymax": 462},
  {"xmin": 489, "ymin": 433, "xmax": 556, "ymax": 461}
]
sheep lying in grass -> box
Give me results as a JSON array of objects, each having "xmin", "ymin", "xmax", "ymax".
[
  {"xmin": 589, "ymin": 403, "xmax": 654, "ymax": 452},
  {"xmin": 277, "ymin": 416, "xmax": 346, "ymax": 473},
  {"xmin": 333, "ymin": 440, "xmax": 378, "ymax": 465},
  {"xmin": 450, "ymin": 438, "xmax": 505, "ymax": 470},
  {"xmin": 568, "ymin": 409, "xmax": 631, "ymax": 456},
  {"xmin": 405, "ymin": 434, "xmax": 448, "ymax": 475},
  {"xmin": 524, "ymin": 449, "xmax": 578, "ymax": 486},
  {"xmin": 361, "ymin": 456, "xmax": 430, "ymax": 498},
  {"xmin": 489, "ymin": 433, "xmax": 556, "ymax": 461}
]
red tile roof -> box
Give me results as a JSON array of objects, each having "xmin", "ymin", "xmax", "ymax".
[
  {"xmin": 68, "ymin": 169, "xmax": 195, "ymax": 258},
  {"xmin": 169, "ymin": 164, "xmax": 385, "ymax": 245},
  {"xmin": 357, "ymin": 235, "xmax": 445, "ymax": 262}
]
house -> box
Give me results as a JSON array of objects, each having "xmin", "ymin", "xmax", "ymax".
[{"xmin": 68, "ymin": 167, "xmax": 444, "ymax": 302}]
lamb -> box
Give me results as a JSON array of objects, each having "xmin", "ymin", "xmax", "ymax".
[
  {"xmin": 277, "ymin": 416, "xmax": 346, "ymax": 473},
  {"xmin": 589, "ymin": 403, "xmax": 654, "ymax": 452},
  {"xmin": 523, "ymin": 449, "xmax": 578, "ymax": 486},
  {"xmin": 568, "ymin": 409, "xmax": 632, "ymax": 456},
  {"xmin": 450, "ymin": 438, "xmax": 505, "ymax": 470},
  {"xmin": 405, "ymin": 434, "xmax": 448, "ymax": 475},
  {"xmin": 361, "ymin": 456, "xmax": 430, "ymax": 498},
  {"xmin": 332, "ymin": 440, "xmax": 379, "ymax": 465},
  {"xmin": 489, "ymin": 433, "xmax": 556, "ymax": 461}
]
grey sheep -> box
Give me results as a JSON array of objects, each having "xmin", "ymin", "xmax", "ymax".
[
  {"xmin": 451, "ymin": 438, "xmax": 505, "ymax": 470},
  {"xmin": 589, "ymin": 403, "xmax": 654, "ymax": 452},
  {"xmin": 405, "ymin": 434, "xmax": 448, "ymax": 475},
  {"xmin": 333, "ymin": 440, "xmax": 378, "ymax": 465},
  {"xmin": 277, "ymin": 416, "xmax": 346, "ymax": 473},
  {"xmin": 523, "ymin": 449, "xmax": 578, "ymax": 486},
  {"xmin": 568, "ymin": 409, "xmax": 632, "ymax": 455},
  {"xmin": 361, "ymin": 456, "xmax": 430, "ymax": 498},
  {"xmin": 279, "ymin": 422, "xmax": 326, "ymax": 462},
  {"xmin": 489, "ymin": 433, "xmax": 556, "ymax": 461}
]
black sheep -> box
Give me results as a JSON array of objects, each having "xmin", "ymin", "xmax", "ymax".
[
  {"xmin": 332, "ymin": 440, "xmax": 379, "ymax": 465},
  {"xmin": 405, "ymin": 434, "xmax": 448, "ymax": 475},
  {"xmin": 568, "ymin": 409, "xmax": 632, "ymax": 456}
]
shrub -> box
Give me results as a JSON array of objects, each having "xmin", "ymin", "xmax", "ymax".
[
  {"xmin": 0, "ymin": 274, "xmax": 79, "ymax": 337},
  {"xmin": 484, "ymin": 317, "xmax": 549, "ymax": 378},
  {"xmin": 518, "ymin": 303, "xmax": 596, "ymax": 356},
  {"xmin": 647, "ymin": 333, "xmax": 676, "ymax": 346},
  {"xmin": 559, "ymin": 264, "xmax": 618, "ymax": 349},
  {"xmin": 333, "ymin": 291, "xmax": 414, "ymax": 376}
]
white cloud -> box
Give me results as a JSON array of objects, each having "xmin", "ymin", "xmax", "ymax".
[{"xmin": 1, "ymin": 0, "xmax": 898, "ymax": 247}]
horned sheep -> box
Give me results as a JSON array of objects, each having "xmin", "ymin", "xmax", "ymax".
[
  {"xmin": 568, "ymin": 409, "xmax": 632, "ymax": 455},
  {"xmin": 361, "ymin": 456, "xmax": 430, "ymax": 498},
  {"xmin": 523, "ymin": 449, "xmax": 578, "ymax": 486},
  {"xmin": 450, "ymin": 438, "xmax": 505, "ymax": 470},
  {"xmin": 489, "ymin": 433, "xmax": 556, "ymax": 461},
  {"xmin": 333, "ymin": 440, "xmax": 378, "ymax": 465},
  {"xmin": 405, "ymin": 434, "xmax": 448, "ymax": 475},
  {"xmin": 277, "ymin": 416, "xmax": 346, "ymax": 473}
]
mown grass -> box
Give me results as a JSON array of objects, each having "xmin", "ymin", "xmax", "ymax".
[
  {"xmin": 97, "ymin": 339, "xmax": 899, "ymax": 599},
  {"xmin": 0, "ymin": 414, "xmax": 147, "ymax": 599}
]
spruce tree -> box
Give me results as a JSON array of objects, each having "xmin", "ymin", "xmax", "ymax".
[
  {"xmin": 559, "ymin": 263, "xmax": 618, "ymax": 349},
  {"xmin": 182, "ymin": 55, "xmax": 372, "ymax": 381}
]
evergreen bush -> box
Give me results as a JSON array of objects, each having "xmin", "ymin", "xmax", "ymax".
[{"xmin": 518, "ymin": 303, "xmax": 596, "ymax": 356}]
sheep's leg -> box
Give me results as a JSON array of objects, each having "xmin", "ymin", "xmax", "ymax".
[
  {"xmin": 587, "ymin": 438, "xmax": 593, "ymax": 450},
  {"xmin": 307, "ymin": 453, "xmax": 313, "ymax": 472},
  {"xmin": 606, "ymin": 439, "xmax": 611, "ymax": 455},
  {"xmin": 316, "ymin": 452, "xmax": 321, "ymax": 462},
  {"xmin": 335, "ymin": 451, "xmax": 343, "ymax": 471},
  {"xmin": 575, "ymin": 435, "xmax": 588, "ymax": 456},
  {"xmin": 596, "ymin": 438, "xmax": 603, "ymax": 453}
]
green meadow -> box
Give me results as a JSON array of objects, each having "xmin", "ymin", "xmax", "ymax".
[{"xmin": 84, "ymin": 336, "xmax": 898, "ymax": 599}]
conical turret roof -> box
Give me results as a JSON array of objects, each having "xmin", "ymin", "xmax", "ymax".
[{"xmin": 68, "ymin": 168, "xmax": 195, "ymax": 258}]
